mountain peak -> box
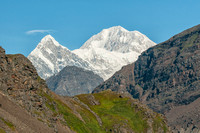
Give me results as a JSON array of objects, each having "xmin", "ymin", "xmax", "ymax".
[
  {"xmin": 29, "ymin": 26, "xmax": 156, "ymax": 80},
  {"xmin": 28, "ymin": 35, "xmax": 91, "ymax": 79},
  {"xmin": 105, "ymin": 26, "xmax": 128, "ymax": 32},
  {"xmin": 80, "ymin": 26, "xmax": 156, "ymax": 53},
  {"xmin": 42, "ymin": 34, "xmax": 54, "ymax": 40},
  {"xmin": 73, "ymin": 26, "xmax": 156, "ymax": 80},
  {"xmin": 39, "ymin": 34, "xmax": 61, "ymax": 47}
]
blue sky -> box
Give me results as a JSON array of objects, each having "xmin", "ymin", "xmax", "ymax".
[{"xmin": 0, "ymin": 0, "xmax": 200, "ymax": 56}]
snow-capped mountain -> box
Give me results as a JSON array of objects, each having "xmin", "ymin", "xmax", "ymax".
[
  {"xmin": 28, "ymin": 26, "xmax": 156, "ymax": 81},
  {"xmin": 80, "ymin": 26, "xmax": 155, "ymax": 53},
  {"xmin": 72, "ymin": 26, "xmax": 156, "ymax": 80},
  {"xmin": 28, "ymin": 35, "xmax": 91, "ymax": 79}
]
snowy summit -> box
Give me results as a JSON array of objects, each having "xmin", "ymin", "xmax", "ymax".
[
  {"xmin": 28, "ymin": 35, "xmax": 91, "ymax": 79},
  {"xmin": 28, "ymin": 26, "xmax": 156, "ymax": 80},
  {"xmin": 73, "ymin": 26, "xmax": 156, "ymax": 80}
]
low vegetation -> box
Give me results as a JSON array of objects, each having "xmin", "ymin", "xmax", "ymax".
[
  {"xmin": 0, "ymin": 117, "xmax": 15, "ymax": 131},
  {"xmin": 0, "ymin": 128, "xmax": 5, "ymax": 133},
  {"xmin": 36, "ymin": 89, "xmax": 169, "ymax": 133},
  {"xmin": 78, "ymin": 90, "xmax": 168, "ymax": 133}
]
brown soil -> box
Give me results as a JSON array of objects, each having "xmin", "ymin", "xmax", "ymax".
[{"xmin": 0, "ymin": 92, "xmax": 54, "ymax": 133}]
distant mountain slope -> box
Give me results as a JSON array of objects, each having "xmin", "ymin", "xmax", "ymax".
[
  {"xmin": 93, "ymin": 24, "xmax": 200, "ymax": 132},
  {"xmin": 73, "ymin": 26, "xmax": 156, "ymax": 80},
  {"xmin": 28, "ymin": 26, "xmax": 156, "ymax": 80},
  {"xmin": 0, "ymin": 46, "xmax": 169, "ymax": 132},
  {"xmin": 28, "ymin": 35, "xmax": 91, "ymax": 79},
  {"xmin": 46, "ymin": 66, "xmax": 104, "ymax": 96}
]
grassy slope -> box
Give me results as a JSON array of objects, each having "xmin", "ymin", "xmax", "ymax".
[
  {"xmin": 78, "ymin": 92, "xmax": 148, "ymax": 132},
  {"xmin": 78, "ymin": 90, "xmax": 168, "ymax": 133},
  {"xmin": 39, "ymin": 89, "xmax": 102, "ymax": 133},
  {"xmin": 39, "ymin": 88, "xmax": 168, "ymax": 133},
  {"xmin": 0, "ymin": 117, "xmax": 15, "ymax": 132}
]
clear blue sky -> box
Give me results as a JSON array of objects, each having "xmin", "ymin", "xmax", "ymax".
[{"xmin": 0, "ymin": 0, "xmax": 200, "ymax": 56}]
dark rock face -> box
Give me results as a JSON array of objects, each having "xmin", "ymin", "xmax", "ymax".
[
  {"xmin": 46, "ymin": 66, "xmax": 104, "ymax": 96},
  {"xmin": 133, "ymin": 25, "xmax": 200, "ymax": 113},
  {"xmin": 93, "ymin": 24, "xmax": 200, "ymax": 131}
]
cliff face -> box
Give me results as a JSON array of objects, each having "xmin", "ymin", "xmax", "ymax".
[
  {"xmin": 93, "ymin": 24, "xmax": 200, "ymax": 132},
  {"xmin": 0, "ymin": 46, "xmax": 169, "ymax": 133},
  {"xmin": 133, "ymin": 24, "xmax": 200, "ymax": 112},
  {"xmin": 46, "ymin": 66, "xmax": 104, "ymax": 96}
]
